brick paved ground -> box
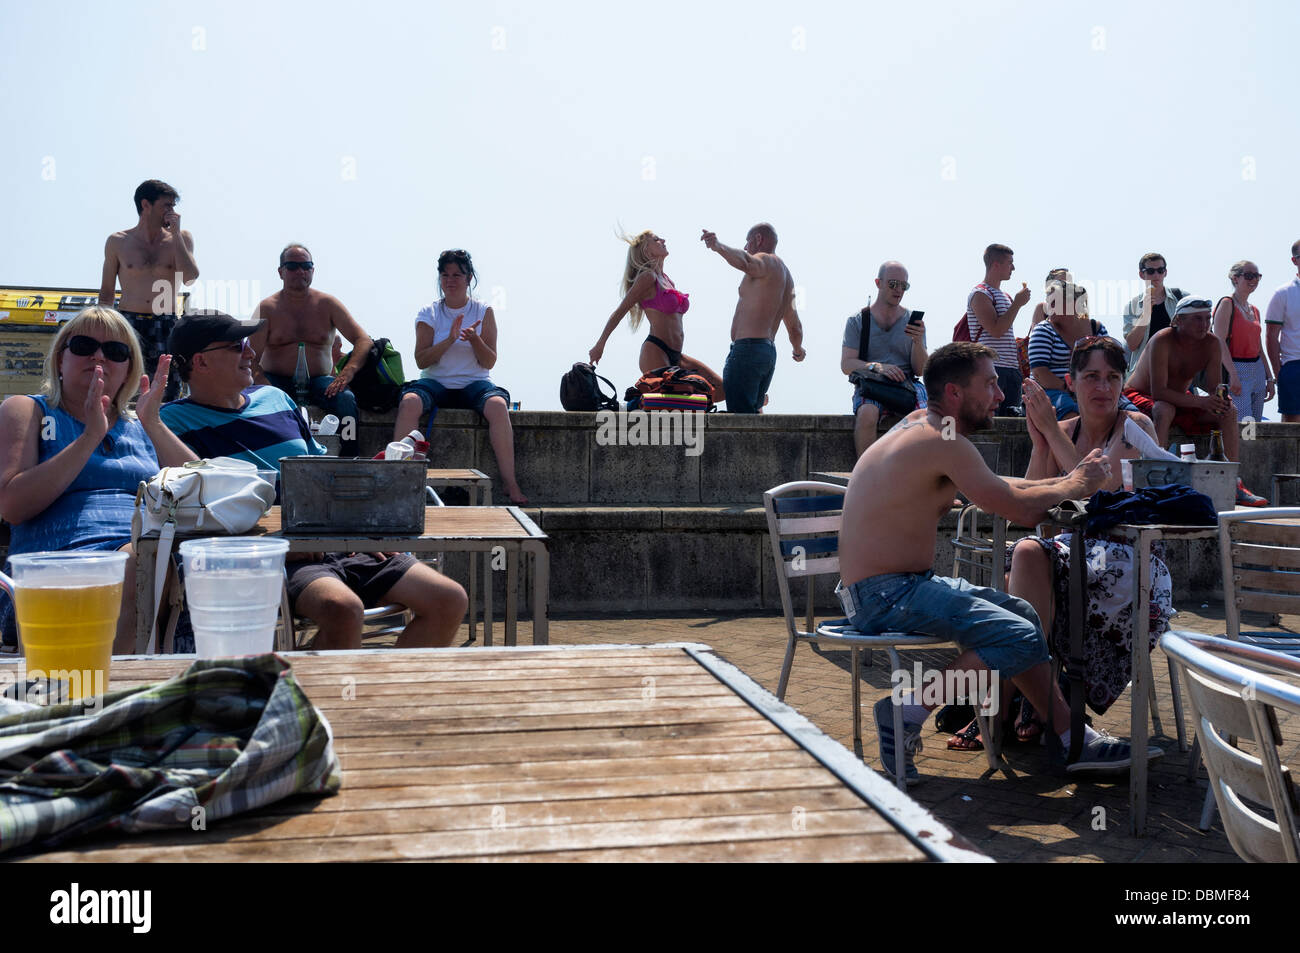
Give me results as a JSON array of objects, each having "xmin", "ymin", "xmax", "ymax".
[{"xmin": 365, "ymin": 601, "xmax": 1300, "ymax": 863}]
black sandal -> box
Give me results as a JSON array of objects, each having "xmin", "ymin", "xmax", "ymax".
[{"xmin": 947, "ymin": 719, "xmax": 984, "ymax": 751}]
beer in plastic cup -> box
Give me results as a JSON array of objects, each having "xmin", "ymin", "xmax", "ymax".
[
  {"xmin": 0, "ymin": 551, "xmax": 127, "ymax": 701},
  {"xmin": 179, "ymin": 537, "xmax": 289, "ymax": 657}
]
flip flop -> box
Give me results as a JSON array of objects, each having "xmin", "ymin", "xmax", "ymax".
[
  {"xmin": 947, "ymin": 719, "xmax": 984, "ymax": 751},
  {"xmin": 1015, "ymin": 697, "xmax": 1044, "ymax": 743}
]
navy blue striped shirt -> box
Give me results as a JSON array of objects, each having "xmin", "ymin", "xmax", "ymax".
[{"xmin": 160, "ymin": 386, "xmax": 327, "ymax": 470}]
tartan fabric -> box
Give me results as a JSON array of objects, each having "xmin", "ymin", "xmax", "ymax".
[{"xmin": 0, "ymin": 654, "xmax": 339, "ymax": 855}]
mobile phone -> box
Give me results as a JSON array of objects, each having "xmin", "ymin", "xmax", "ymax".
[{"xmin": 908, "ymin": 310, "xmax": 925, "ymax": 326}]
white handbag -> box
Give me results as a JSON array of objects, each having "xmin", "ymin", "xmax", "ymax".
[{"xmin": 132, "ymin": 458, "xmax": 276, "ymax": 653}]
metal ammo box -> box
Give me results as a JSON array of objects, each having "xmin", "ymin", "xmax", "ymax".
[
  {"xmin": 279, "ymin": 457, "xmax": 427, "ymax": 534},
  {"xmin": 1129, "ymin": 459, "xmax": 1238, "ymax": 512}
]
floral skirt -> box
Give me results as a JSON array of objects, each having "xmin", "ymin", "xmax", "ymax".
[{"xmin": 1010, "ymin": 534, "xmax": 1174, "ymax": 715}]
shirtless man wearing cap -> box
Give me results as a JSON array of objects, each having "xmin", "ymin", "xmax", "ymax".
[
  {"xmin": 701, "ymin": 224, "xmax": 805, "ymax": 413},
  {"xmin": 98, "ymin": 179, "xmax": 199, "ymax": 401}
]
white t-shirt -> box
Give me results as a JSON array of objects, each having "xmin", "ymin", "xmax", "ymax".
[
  {"xmin": 417, "ymin": 298, "xmax": 491, "ymax": 388},
  {"xmin": 1265, "ymin": 276, "xmax": 1300, "ymax": 365}
]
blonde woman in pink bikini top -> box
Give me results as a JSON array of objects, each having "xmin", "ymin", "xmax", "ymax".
[{"xmin": 588, "ymin": 230, "xmax": 723, "ymax": 401}]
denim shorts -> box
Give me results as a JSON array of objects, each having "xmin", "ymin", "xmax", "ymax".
[
  {"xmin": 836, "ymin": 571, "xmax": 1048, "ymax": 679},
  {"xmin": 851, "ymin": 378, "xmax": 928, "ymax": 415},
  {"xmin": 402, "ymin": 378, "xmax": 511, "ymax": 418},
  {"xmin": 1279, "ymin": 360, "xmax": 1300, "ymax": 416}
]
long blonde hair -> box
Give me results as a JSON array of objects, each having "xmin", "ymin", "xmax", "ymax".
[
  {"xmin": 619, "ymin": 229, "xmax": 657, "ymax": 330},
  {"xmin": 42, "ymin": 307, "xmax": 144, "ymax": 420}
]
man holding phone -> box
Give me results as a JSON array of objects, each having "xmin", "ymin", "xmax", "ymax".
[{"xmin": 840, "ymin": 260, "xmax": 928, "ymax": 457}]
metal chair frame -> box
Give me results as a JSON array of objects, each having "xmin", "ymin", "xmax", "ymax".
[{"xmin": 1162, "ymin": 632, "xmax": 1300, "ymax": 862}]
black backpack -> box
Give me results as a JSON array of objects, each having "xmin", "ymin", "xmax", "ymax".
[
  {"xmin": 337, "ymin": 337, "xmax": 406, "ymax": 413},
  {"xmin": 560, "ymin": 362, "xmax": 619, "ymax": 412}
]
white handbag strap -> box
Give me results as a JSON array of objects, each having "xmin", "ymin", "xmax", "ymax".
[{"xmin": 145, "ymin": 519, "xmax": 176, "ymax": 655}]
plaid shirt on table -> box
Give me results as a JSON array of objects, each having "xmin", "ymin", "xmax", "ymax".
[{"xmin": 0, "ymin": 654, "xmax": 340, "ymax": 856}]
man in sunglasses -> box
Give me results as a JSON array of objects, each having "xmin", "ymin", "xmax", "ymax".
[
  {"xmin": 840, "ymin": 261, "xmax": 928, "ymax": 457},
  {"xmin": 1265, "ymin": 238, "xmax": 1300, "ymax": 423},
  {"xmin": 1122, "ymin": 252, "xmax": 1186, "ymax": 374},
  {"xmin": 161, "ymin": 311, "xmax": 467, "ymax": 650},
  {"xmin": 701, "ymin": 223, "xmax": 805, "ymax": 413},
  {"xmin": 97, "ymin": 179, "xmax": 199, "ymax": 402},
  {"xmin": 1123, "ymin": 296, "xmax": 1268, "ymax": 506},
  {"xmin": 248, "ymin": 244, "xmax": 371, "ymax": 456}
]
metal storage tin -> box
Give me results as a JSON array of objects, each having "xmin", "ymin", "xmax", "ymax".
[
  {"xmin": 1129, "ymin": 459, "xmax": 1238, "ymax": 512},
  {"xmin": 279, "ymin": 457, "xmax": 426, "ymax": 534}
]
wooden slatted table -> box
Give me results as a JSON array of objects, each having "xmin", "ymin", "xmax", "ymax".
[
  {"xmin": 10, "ymin": 646, "xmax": 987, "ymax": 863},
  {"xmin": 135, "ymin": 505, "xmax": 548, "ymax": 650}
]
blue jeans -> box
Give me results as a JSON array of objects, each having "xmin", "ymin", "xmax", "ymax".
[
  {"xmin": 723, "ymin": 338, "xmax": 777, "ymax": 413},
  {"xmin": 836, "ymin": 571, "xmax": 1049, "ymax": 680},
  {"xmin": 264, "ymin": 373, "xmax": 360, "ymax": 455}
]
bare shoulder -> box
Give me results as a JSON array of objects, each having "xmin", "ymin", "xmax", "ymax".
[
  {"xmin": 0, "ymin": 395, "xmax": 41, "ymax": 431},
  {"xmin": 253, "ymin": 291, "xmax": 283, "ymax": 318}
]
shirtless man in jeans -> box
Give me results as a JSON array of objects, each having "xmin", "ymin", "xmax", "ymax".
[
  {"xmin": 701, "ymin": 223, "xmax": 805, "ymax": 412},
  {"xmin": 249, "ymin": 244, "xmax": 371, "ymax": 457},
  {"xmin": 838, "ymin": 342, "xmax": 1160, "ymax": 783},
  {"xmin": 98, "ymin": 179, "xmax": 199, "ymax": 401}
]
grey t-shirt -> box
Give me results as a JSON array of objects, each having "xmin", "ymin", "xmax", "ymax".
[{"xmin": 842, "ymin": 307, "xmax": 922, "ymax": 375}]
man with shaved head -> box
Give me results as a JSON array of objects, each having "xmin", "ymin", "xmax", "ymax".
[
  {"xmin": 701, "ymin": 223, "xmax": 805, "ymax": 413},
  {"xmin": 841, "ymin": 260, "xmax": 928, "ymax": 456}
]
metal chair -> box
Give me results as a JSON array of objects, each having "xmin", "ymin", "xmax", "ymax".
[
  {"xmin": 1162, "ymin": 632, "xmax": 1300, "ymax": 862},
  {"xmin": 275, "ymin": 487, "xmax": 447, "ymax": 649},
  {"xmin": 1180, "ymin": 507, "xmax": 1300, "ymax": 827},
  {"xmin": 764, "ymin": 481, "xmax": 999, "ymax": 790}
]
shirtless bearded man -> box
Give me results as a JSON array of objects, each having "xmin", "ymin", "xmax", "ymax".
[
  {"xmin": 249, "ymin": 244, "xmax": 371, "ymax": 457},
  {"xmin": 98, "ymin": 179, "xmax": 199, "ymax": 401},
  {"xmin": 838, "ymin": 342, "xmax": 1160, "ymax": 782},
  {"xmin": 701, "ymin": 223, "xmax": 805, "ymax": 413}
]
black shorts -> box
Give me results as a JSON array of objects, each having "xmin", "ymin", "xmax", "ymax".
[{"xmin": 286, "ymin": 552, "xmax": 417, "ymax": 608}]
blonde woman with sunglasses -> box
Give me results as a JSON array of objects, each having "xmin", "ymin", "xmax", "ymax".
[{"xmin": 0, "ymin": 306, "xmax": 194, "ymax": 652}]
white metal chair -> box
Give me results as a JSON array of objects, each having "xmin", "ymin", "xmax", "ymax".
[
  {"xmin": 275, "ymin": 487, "xmax": 447, "ymax": 649},
  {"xmin": 1179, "ymin": 507, "xmax": 1300, "ymax": 827},
  {"xmin": 764, "ymin": 481, "xmax": 999, "ymax": 790},
  {"xmin": 1162, "ymin": 632, "xmax": 1300, "ymax": 862}
]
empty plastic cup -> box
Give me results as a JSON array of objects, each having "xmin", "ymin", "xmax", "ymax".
[
  {"xmin": 0, "ymin": 550, "xmax": 127, "ymax": 700},
  {"xmin": 179, "ymin": 537, "xmax": 289, "ymax": 657}
]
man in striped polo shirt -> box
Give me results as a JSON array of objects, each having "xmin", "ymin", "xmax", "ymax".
[{"xmin": 966, "ymin": 243, "xmax": 1032, "ymax": 415}]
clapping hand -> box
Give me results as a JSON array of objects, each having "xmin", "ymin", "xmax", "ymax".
[{"xmin": 135, "ymin": 354, "xmax": 172, "ymax": 425}]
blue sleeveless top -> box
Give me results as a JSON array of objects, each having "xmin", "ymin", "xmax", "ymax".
[{"xmin": 7, "ymin": 395, "xmax": 160, "ymax": 556}]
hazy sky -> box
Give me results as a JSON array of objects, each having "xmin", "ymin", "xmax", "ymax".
[{"xmin": 3, "ymin": 0, "xmax": 1297, "ymax": 416}]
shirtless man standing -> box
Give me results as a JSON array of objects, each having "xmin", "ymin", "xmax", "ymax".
[
  {"xmin": 701, "ymin": 223, "xmax": 804, "ymax": 413},
  {"xmin": 99, "ymin": 179, "xmax": 199, "ymax": 401},
  {"xmin": 1123, "ymin": 295, "xmax": 1266, "ymax": 505},
  {"xmin": 249, "ymin": 244, "xmax": 371, "ymax": 457},
  {"xmin": 838, "ymin": 342, "xmax": 1158, "ymax": 783}
]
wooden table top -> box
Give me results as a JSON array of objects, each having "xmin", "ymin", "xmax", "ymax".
[
  {"xmin": 14, "ymin": 645, "xmax": 977, "ymax": 862},
  {"xmin": 256, "ymin": 505, "xmax": 540, "ymax": 541},
  {"xmin": 424, "ymin": 468, "xmax": 491, "ymax": 483}
]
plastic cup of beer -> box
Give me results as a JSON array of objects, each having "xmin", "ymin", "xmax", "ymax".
[
  {"xmin": 179, "ymin": 537, "xmax": 289, "ymax": 658},
  {"xmin": 1, "ymin": 551, "xmax": 127, "ymax": 701}
]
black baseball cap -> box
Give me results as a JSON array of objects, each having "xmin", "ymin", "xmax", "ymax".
[{"xmin": 167, "ymin": 311, "xmax": 263, "ymax": 364}]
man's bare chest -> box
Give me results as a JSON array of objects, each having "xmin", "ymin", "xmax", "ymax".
[
  {"xmin": 120, "ymin": 235, "xmax": 175, "ymax": 275},
  {"xmin": 267, "ymin": 302, "xmax": 333, "ymax": 345}
]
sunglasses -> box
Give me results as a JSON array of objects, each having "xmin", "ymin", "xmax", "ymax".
[
  {"xmin": 282, "ymin": 261, "xmax": 313, "ymax": 271},
  {"xmin": 1141, "ymin": 266, "xmax": 1167, "ymax": 276},
  {"xmin": 1237, "ymin": 272, "xmax": 1262, "ymax": 280},
  {"xmin": 885, "ymin": 279, "xmax": 910, "ymax": 291},
  {"xmin": 66, "ymin": 335, "xmax": 130, "ymax": 363},
  {"xmin": 200, "ymin": 337, "xmax": 249, "ymax": 354}
]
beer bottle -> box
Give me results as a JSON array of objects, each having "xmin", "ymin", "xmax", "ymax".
[{"xmin": 1208, "ymin": 430, "xmax": 1228, "ymax": 462}]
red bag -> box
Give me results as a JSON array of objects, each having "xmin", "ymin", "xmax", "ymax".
[{"xmin": 624, "ymin": 366, "xmax": 715, "ymax": 411}]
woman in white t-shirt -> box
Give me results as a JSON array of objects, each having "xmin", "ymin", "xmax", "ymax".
[{"xmin": 393, "ymin": 249, "xmax": 527, "ymax": 503}]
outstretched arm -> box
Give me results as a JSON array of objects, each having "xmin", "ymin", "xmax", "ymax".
[
  {"xmin": 590, "ymin": 270, "xmax": 656, "ymax": 365},
  {"xmin": 700, "ymin": 230, "xmax": 766, "ymax": 277}
]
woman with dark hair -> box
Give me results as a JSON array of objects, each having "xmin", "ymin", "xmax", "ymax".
[
  {"xmin": 0, "ymin": 306, "xmax": 193, "ymax": 652},
  {"xmin": 392, "ymin": 249, "xmax": 527, "ymax": 504},
  {"xmin": 588, "ymin": 230, "xmax": 724, "ymax": 401},
  {"xmin": 947, "ymin": 337, "xmax": 1177, "ymax": 750}
]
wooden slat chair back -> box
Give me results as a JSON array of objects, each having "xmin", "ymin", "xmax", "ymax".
[
  {"xmin": 1221, "ymin": 509, "xmax": 1300, "ymax": 654},
  {"xmin": 764, "ymin": 481, "xmax": 1000, "ymax": 789},
  {"xmin": 1162, "ymin": 633, "xmax": 1300, "ymax": 862}
]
